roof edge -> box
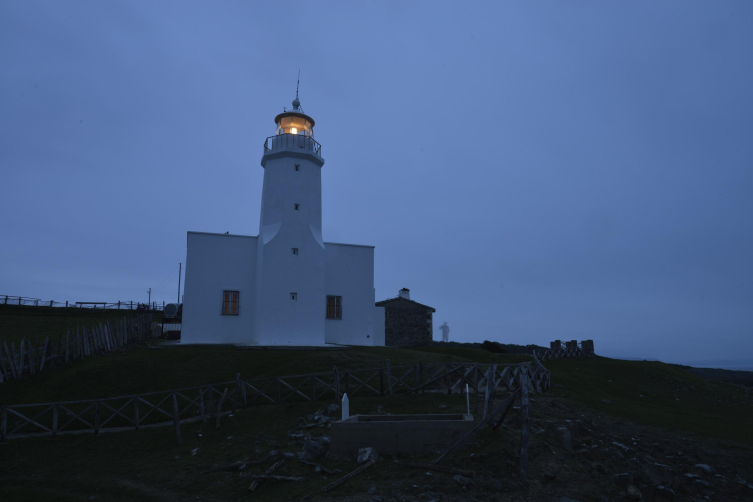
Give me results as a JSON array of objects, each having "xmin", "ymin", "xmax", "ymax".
[{"xmin": 375, "ymin": 296, "xmax": 436, "ymax": 312}]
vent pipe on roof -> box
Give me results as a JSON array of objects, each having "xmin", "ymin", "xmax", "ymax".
[{"xmin": 399, "ymin": 288, "xmax": 410, "ymax": 300}]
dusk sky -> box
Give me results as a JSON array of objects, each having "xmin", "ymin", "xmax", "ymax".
[{"xmin": 2, "ymin": 1, "xmax": 752, "ymax": 367}]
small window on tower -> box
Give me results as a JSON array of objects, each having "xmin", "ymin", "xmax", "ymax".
[
  {"xmin": 294, "ymin": 204, "xmax": 300, "ymax": 210},
  {"xmin": 291, "ymin": 292, "xmax": 297, "ymax": 301},
  {"xmin": 294, "ymin": 164, "xmax": 300, "ymax": 172},
  {"xmin": 326, "ymin": 296, "xmax": 342, "ymax": 319},
  {"xmin": 221, "ymin": 290, "xmax": 239, "ymax": 316},
  {"xmin": 292, "ymin": 248, "xmax": 298, "ymax": 256}
]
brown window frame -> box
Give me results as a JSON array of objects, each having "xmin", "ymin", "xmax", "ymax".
[
  {"xmin": 222, "ymin": 290, "xmax": 240, "ymax": 316},
  {"xmin": 326, "ymin": 295, "xmax": 342, "ymax": 319}
]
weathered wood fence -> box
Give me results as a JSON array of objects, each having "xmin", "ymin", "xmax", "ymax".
[
  {"xmin": 1, "ymin": 295, "xmax": 165, "ymax": 310},
  {"xmin": 0, "ymin": 313, "xmax": 155, "ymax": 384},
  {"xmin": 0, "ymin": 358, "xmax": 550, "ymax": 441},
  {"xmin": 533, "ymin": 339, "xmax": 595, "ymax": 361}
]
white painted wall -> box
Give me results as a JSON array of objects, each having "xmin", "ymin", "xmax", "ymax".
[
  {"xmin": 254, "ymin": 152, "xmax": 327, "ymax": 346},
  {"xmin": 324, "ymin": 242, "xmax": 376, "ymax": 346},
  {"xmin": 181, "ymin": 232, "xmax": 257, "ymax": 344}
]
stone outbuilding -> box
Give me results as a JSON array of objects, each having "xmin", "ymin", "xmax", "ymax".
[{"xmin": 375, "ymin": 288, "xmax": 435, "ymax": 347}]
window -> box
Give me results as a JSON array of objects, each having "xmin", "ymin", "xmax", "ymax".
[
  {"xmin": 294, "ymin": 203, "xmax": 300, "ymax": 210},
  {"xmin": 294, "ymin": 164, "xmax": 300, "ymax": 172},
  {"xmin": 222, "ymin": 290, "xmax": 239, "ymax": 315},
  {"xmin": 292, "ymin": 248, "xmax": 298, "ymax": 255},
  {"xmin": 326, "ymin": 295, "xmax": 342, "ymax": 319},
  {"xmin": 291, "ymin": 292, "xmax": 297, "ymax": 301}
]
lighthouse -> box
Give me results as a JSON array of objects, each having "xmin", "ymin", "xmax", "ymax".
[
  {"xmin": 181, "ymin": 90, "xmax": 382, "ymax": 347},
  {"xmin": 255, "ymin": 95, "xmax": 327, "ymax": 345}
]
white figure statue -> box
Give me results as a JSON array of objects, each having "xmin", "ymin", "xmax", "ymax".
[{"xmin": 439, "ymin": 321, "xmax": 450, "ymax": 343}]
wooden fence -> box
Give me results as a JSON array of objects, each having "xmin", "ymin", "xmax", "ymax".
[
  {"xmin": 533, "ymin": 339, "xmax": 595, "ymax": 361},
  {"xmin": 0, "ymin": 313, "xmax": 155, "ymax": 383},
  {"xmin": 0, "ymin": 359, "xmax": 550, "ymax": 441},
  {"xmin": 1, "ymin": 295, "xmax": 164, "ymax": 311}
]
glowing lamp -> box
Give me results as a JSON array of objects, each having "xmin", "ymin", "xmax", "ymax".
[{"xmin": 291, "ymin": 127, "xmax": 298, "ymax": 135}]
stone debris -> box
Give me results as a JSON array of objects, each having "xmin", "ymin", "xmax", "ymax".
[
  {"xmin": 626, "ymin": 484, "xmax": 642, "ymax": 500},
  {"xmin": 298, "ymin": 439, "xmax": 327, "ymax": 461},
  {"xmin": 610, "ymin": 473, "xmax": 633, "ymax": 488},
  {"xmin": 694, "ymin": 463, "xmax": 714, "ymax": 474},
  {"xmin": 357, "ymin": 447, "xmax": 378, "ymax": 465},
  {"xmin": 654, "ymin": 485, "xmax": 676, "ymax": 499},
  {"xmin": 452, "ymin": 474, "xmax": 472, "ymax": 486}
]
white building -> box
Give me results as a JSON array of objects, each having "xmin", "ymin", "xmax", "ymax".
[{"xmin": 181, "ymin": 95, "xmax": 383, "ymax": 347}]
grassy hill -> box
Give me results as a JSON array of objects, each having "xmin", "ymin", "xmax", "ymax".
[
  {"xmin": 0, "ymin": 343, "xmax": 527, "ymax": 405},
  {"xmin": 546, "ymin": 356, "xmax": 753, "ymax": 444},
  {"xmin": 2, "ymin": 307, "xmax": 752, "ymax": 500},
  {"xmin": 0, "ymin": 304, "xmax": 158, "ymax": 345}
]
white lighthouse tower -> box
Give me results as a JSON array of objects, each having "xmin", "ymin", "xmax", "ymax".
[
  {"xmin": 180, "ymin": 88, "xmax": 381, "ymax": 347},
  {"xmin": 254, "ymin": 93, "xmax": 326, "ymax": 345}
]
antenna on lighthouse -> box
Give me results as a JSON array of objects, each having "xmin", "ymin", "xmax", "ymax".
[{"xmin": 293, "ymin": 70, "xmax": 303, "ymax": 112}]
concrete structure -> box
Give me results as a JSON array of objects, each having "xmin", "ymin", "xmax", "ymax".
[
  {"xmin": 181, "ymin": 94, "xmax": 378, "ymax": 346},
  {"xmin": 375, "ymin": 289, "xmax": 435, "ymax": 347},
  {"xmin": 330, "ymin": 414, "xmax": 475, "ymax": 458}
]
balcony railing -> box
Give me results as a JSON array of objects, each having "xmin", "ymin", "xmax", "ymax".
[{"xmin": 264, "ymin": 133, "xmax": 322, "ymax": 157}]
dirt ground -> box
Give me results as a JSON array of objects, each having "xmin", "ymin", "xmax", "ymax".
[{"xmin": 294, "ymin": 395, "xmax": 753, "ymax": 502}]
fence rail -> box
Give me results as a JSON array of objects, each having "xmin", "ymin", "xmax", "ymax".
[
  {"xmin": 1, "ymin": 296, "xmax": 164, "ymax": 311},
  {"xmin": 533, "ymin": 339, "xmax": 595, "ymax": 361},
  {"xmin": 0, "ymin": 358, "xmax": 550, "ymax": 441},
  {"xmin": 0, "ymin": 313, "xmax": 155, "ymax": 384}
]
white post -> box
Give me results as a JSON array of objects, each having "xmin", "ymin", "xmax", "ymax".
[
  {"xmin": 341, "ymin": 393, "xmax": 349, "ymax": 421},
  {"xmin": 466, "ymin": 384, "xmax": 470, "ymax": 415}
]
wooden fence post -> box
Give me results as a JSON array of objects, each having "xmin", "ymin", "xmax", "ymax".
[
  {"xmin": 39, "ymin": 337, "xmax": 48, "ymax": 372},
  {"xmin": 94, "ymin": 400, "xmax": 101, "ymax": 434},
  {"xmin": 208, "ymin": 386, "xmax": 215, "ymax": 414},
  {"xmin": 172, "ymin": 392, "xmax": 183, "ymax": 444},
  {"xmin": 445, "ymin": 363, "xmax": 451, "ymax": 395},
  {"xmin": 52, "ymin": 405, "xmax": 59, "ymax": 437},
  {"xmin": 233, "ymin": 373, "xmax": 240, "ymax": 413},
  {"xmin": 419, "ymin": 360, "xmax": 424, "ymax": 394},
  {"xmin": 379, "ymin": 368, "xmax": 384, "ymax": 396},
  {"xmin": 519, "ymin": 366, "xmax": 529, "ymax": 481},
  {"xmin": 18, "ymin": 341, "xmax": 26, "ymax": 377},
  {"xmin": 134, "ymin": 397, "xmax": 140, "ymax": 431},
  {"xmin": 414, "ymin": 364, "xmax": 419, "ymax": 391},
  {"xmin": 310, "ymin": 375, "xmax": 316, "ymax": 401},
  {"xmin": 27, "ymin": 339, "xmax": 36, "ymax": 375},
  {"xmin": 275, "ymin": 378, "xmax": 281, "ymax": 403},
  {"xmin": 241, "ymin": 380, "xmax": 247, "ymax": 407},
  {"xmin": 386, "ymin": 359, "xmax": 393, "ymax": 396},
  {"xmin": 483, "ymin": 366, "xmax": 494, "ymax": 420},
  {"xmin": 473, "ymin": 364, "xmax": 479, "ymax": 413},
  {"xmin": 199, "ymin": 388, "xmax": 206, "ymax": 422},
  {"xmin": 1, "ymin": 407, "xmax": 6, "ymax": 442},
  {"xmin": 333, "ymin": 366, "xmax": 340, "ymax": 401}
]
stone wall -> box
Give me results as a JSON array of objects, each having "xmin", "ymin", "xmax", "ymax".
[{"xmin": 384, "ymin": 300, "xmax": 433, "ymax": 347}]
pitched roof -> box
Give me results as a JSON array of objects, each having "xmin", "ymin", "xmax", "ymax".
[{"xmin": 375, "ymin": 296, "xmax": 436, "ymax": 312}]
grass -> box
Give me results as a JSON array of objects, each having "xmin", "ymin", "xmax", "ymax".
[
  {"xmin": 0, "ymin": 343, "xmax": 520, "ymax": 405},
  {"xmin": 546, "ymin": 356, "xmax": 753, "ymax": 444},
  {"xmin": 0, "ymin": 304, "xmax": 155, "ymax": 345},
  {"xmin": 2, "ymin": 306, "xmax": 752, "ymax": 500},
  {"xmin": 0, "ymin": 393, "xmax": 493, "ymax": 502}
]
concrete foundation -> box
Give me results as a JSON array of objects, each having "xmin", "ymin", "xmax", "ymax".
[{"xmin": 330, "ymin": 414, "xmax": 475, "ymax": 458}]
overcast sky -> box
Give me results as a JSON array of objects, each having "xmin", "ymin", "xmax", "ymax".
[{"xmin": 1, "ymin": 1, "xmax": 751, "ymax": 367}]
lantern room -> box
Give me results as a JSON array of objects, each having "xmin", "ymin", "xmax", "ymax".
[{"xmin": 274, "ymin": 98, "xmax": 315, "ymax": 137}]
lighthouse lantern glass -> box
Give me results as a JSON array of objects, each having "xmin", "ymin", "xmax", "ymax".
[{"xmin": 276, "ymin": 115, "xmax": 314, "ymax": 137}]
